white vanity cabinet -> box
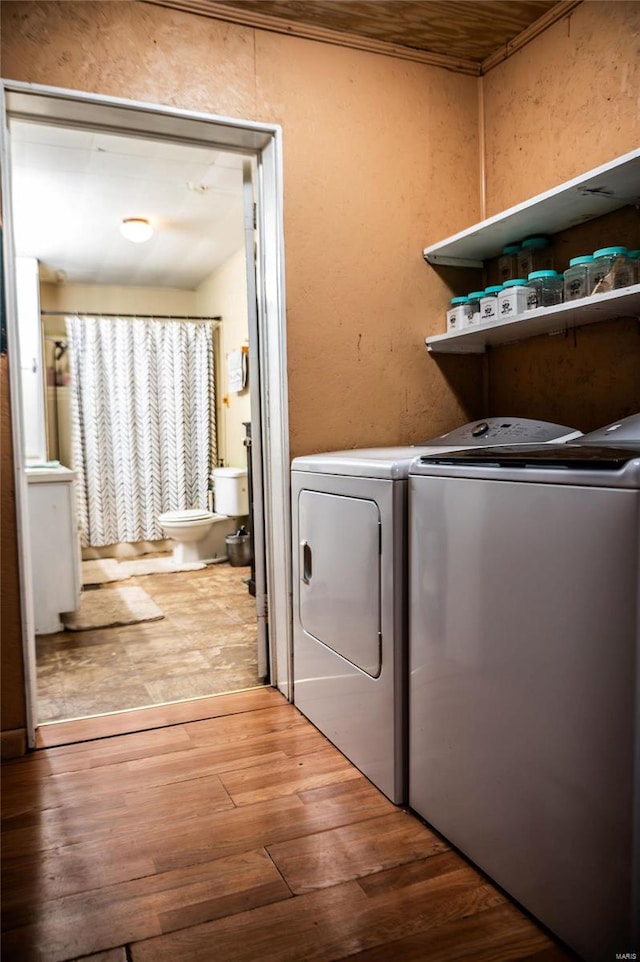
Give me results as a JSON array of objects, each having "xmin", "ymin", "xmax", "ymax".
[{"xmin": 26, "ymin": 466, "xmax": 81, "ymax": 634}]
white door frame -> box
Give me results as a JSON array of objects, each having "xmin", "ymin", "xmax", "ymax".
[{"xmin": 0, "ymin": 80, "xmax": 293, "ymax": 746}]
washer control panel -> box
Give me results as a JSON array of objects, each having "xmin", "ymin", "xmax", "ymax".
[{"xmin": 424, "ymin": 417, "xmax": 579, "ymax": 447}]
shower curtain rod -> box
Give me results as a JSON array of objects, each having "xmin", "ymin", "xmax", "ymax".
[{"xmin": 40, "ymin": 311, "xmax": 222, "ymax": 322}]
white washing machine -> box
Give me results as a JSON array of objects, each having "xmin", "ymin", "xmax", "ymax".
[
  {"xmin": 291, "ymin": 417, "xmax": 580, "ymax": 804},
  {"xmin": 408, "ymin": 413, "xmax": 640, "ymax": 961}
]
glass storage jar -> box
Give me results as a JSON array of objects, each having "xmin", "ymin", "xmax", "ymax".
[
  {"xmin": 466, "ymin": 291, "xmax": 486, "ymax": 326},
  {"xmin": 526, "ymin": 270, "xmax": 564, "ymax": 309},
  {"xmin": 497, "ymin": 279, "xmax": 529, "ymax": 320},
  {"xmin": 563, "ymin": 255, "xmax": 593, "ymax": 302},
  {"xmin": 498, "ymin": 244, "xmax": 521, "ymax": 285},
  {"xmin": 587, "ymin": 246, "xmax": 632, "ymax": 295},
  {"xmin": 517, "ymin": 236, "xmax": 553, "ymax": 278},
  {"xmin": 627, "ymin": 250, "xmax": 640, "ymax": 285},
  {"xmin": 479, "ymin": 286, "xmax": 503, "ymax": 323},
  {"xmin": 446, "ymin": 296, "xmax": 470, "ymax": 333}
]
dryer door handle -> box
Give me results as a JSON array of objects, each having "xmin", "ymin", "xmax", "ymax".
[{"xmin": 301, "ymin": 540, "xmax": 312, "ymax": 584}]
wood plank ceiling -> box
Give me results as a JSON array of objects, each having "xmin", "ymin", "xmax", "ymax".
[{"xmin": 147, "ymin": 0, "xmax": 580, "ymax": 74}]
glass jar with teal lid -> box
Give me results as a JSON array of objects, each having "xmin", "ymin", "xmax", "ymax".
[
  {"xmin": 479, "ymin": 285, "xmax": 503, "ymax": 323},
  {"xmin": 446, "ymin": 296, "xmax": 470, "ymax": 333},
  {"xmin": 466, "ymin": 291, "xmax": 486, "ymax": 325},
  {"xmin": 627, "ymin": 250, "xmax": 640, "ymax": 285},
  {"xmin": 526, "ymin": 270, "xmax": 563, "ymax": 309},
  {"xmin": 563, "ymin": 255, "xmax": 593, "ymax": 302},
  {"xmin": 497, "ymin": 279, "xmax": 529, "ymax": 319},
  {"xmin": 498, "ymin": 244, "xmax": 521, "ymax": 284},
  {"xmin": 517, "ymin": 236, "xmax": 553, "ymax": 279},
  {"xmin": 588, "ymin": 246, "xmax": 632, "ymax": 295}
]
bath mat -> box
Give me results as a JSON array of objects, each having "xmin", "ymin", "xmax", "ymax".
[
  {"xmin": 62, "ymin": 586, "xmax": 165, "ymax": 631},
  {"xmin": 82, "ymin": 557, "xmax": 205, "ymax": 586},
  {"xmin": 118, "ymin": 558, "xmax": 206, "ymax": 577},
  {"xmin": 82, "ymin": 559, "xmax": 128, "ymax": 586}
]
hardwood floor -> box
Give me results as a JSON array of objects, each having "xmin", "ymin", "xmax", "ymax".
[{"xmin": 1, "ymin": 688, "xmax": 578, "ymax": 962}]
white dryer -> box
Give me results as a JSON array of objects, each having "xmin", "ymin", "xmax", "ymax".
[
  {"xmin": 291, "ymin": 417, "xmax": 580, "ymax": 804},
  {"xmin": 408, "ymin": 413, "xmax": 640, "ymax": 960}
]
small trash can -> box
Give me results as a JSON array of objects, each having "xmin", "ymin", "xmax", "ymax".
[{"xmin": 226, "ymin": 528, "xmax": 252, "ymax": 567}]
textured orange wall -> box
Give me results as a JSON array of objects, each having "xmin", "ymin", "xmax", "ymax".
[
  {"xmin": 0, "ymin": 357, "xmax": 27, "ymax": 734},
  {"xmin": 482, "ymin": 0, "xmax": 640, "ymax": 214},
  {"xmin": 482, "ymin": 0, "xmax": 640, "ymax": 432},
  {"xmin": 254, "ymin": 30, "xmax": 482, "ymax": 454}
]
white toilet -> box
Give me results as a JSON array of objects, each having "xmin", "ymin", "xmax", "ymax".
[{"xmin": 158, "ymin": 467, "xmax": 249, "ymax": 565}]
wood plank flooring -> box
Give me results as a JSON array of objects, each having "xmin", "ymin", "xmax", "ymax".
[{"xmin": 1, "ymin": 688, "xmax": 579, "ymax": 962}]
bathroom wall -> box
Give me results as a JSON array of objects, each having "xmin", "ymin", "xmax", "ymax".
[
  {"xmin": 480, "ymin": 0, "xmax": 640, "ymax": 431},
  {"xmin": 197, "ymin": 248, "xmax": 250, "ymax": 471},
  {"xmin": 39, "ymin": 282, "xmax": 198, "ymax": 322}
]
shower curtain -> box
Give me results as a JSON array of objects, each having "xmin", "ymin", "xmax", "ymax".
[{"xmin": 66, "ymin": 315, "xmax": 217, "ymax": 547}]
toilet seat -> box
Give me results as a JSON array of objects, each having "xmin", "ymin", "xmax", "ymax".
[{"xmin": 159, "ymin": 509, "xmax": 215, "ymax": 525}]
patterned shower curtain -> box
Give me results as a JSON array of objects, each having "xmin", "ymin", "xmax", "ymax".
[{"xmin": 66, "ymin": 316, "xmax": 217, "ymax": 547}]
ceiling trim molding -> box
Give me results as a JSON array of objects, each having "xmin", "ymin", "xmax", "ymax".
[
  {"xmin": 481, "ymin": 0, "xmax": 582, "ymax": 74},
  {"xmin": 143, "ymin": 0, "xmax": 481, "ymax": 76}
]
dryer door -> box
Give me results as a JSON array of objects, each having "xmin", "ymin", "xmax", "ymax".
[{"xmin": 298, "ymin": 490, "xmax": 381, "ymax": 677}]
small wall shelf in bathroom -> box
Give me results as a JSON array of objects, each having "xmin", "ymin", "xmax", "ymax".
[{"xmin": 425, "ymin": 285, "xmax": 640, "ymax": 355}]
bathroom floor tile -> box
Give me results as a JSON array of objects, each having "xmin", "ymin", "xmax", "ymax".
[
  {"xmin": 125, "ymin": 649, "xmax": 213, "ymax": 676},
  {"xmin": 36, "ymin": 560, "xmax": 261, "ymax": 725},
  {"xmin": 144, "ymin": 667, "xmax": 260, "ymax": 704},
  {"xmin": 54, "ymin": 684, "xmax": 158, "ymax": 721},
  {"xmin": 186, "ymin": 624, "xmax": 258, "ymax": 650}
]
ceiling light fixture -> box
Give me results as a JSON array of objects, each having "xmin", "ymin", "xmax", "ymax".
[{"xmin": 119, "ymin": 217, "xmax": 153, "ymax": 243}]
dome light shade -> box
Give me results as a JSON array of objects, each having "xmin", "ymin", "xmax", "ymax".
[{"xmin": 119, "ymin": 218, "xmax": 153, "ymax": 243}]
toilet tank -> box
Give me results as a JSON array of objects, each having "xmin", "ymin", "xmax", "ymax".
[{"xmin": 212, "ymin": 467, "xmax": 249, "ymax": 516}]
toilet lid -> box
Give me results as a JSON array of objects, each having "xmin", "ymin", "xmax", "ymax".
[{"xmin": 159, "ymin": 509, "xmax": 214, "ymax": 523}]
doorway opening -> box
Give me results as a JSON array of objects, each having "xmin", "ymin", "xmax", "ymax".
[{"xmin": 1, "ymin": 82, "xmax": 292, "ymax": 747}]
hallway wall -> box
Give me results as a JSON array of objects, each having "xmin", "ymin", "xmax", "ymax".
[{"xmin": 0, "ymin": 356, "xmax": 27, "ymax": 757}]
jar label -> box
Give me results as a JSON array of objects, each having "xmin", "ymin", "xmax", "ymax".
[{"xmin": 500, "ymin": 297, "xmax": 514, "ymax": 316}]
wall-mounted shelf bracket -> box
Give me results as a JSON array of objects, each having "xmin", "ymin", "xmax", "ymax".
[{"xmin": 423, "ymin": 252, "xmax": 483, "ymax": 268}]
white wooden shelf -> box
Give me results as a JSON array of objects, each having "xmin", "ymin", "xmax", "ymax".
[
  {"xmin": 423, "ymin": 150, "xmax": 640, "ymax": 268},
  {"xmin": 425, "ymin": 285, "xmax": 640, "ymax": 354}
]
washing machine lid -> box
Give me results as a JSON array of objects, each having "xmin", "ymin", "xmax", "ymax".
[
  {"xmin": 411, "ymin": 443, "xmax": 640, "ymax": 488},
  {"xmin": 291, "ymin": 418, "xmax": 581, "ymax": 479},
  {"xmin": 567, "ymin": 412, "xmax": 640, "ymax": 448}
]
